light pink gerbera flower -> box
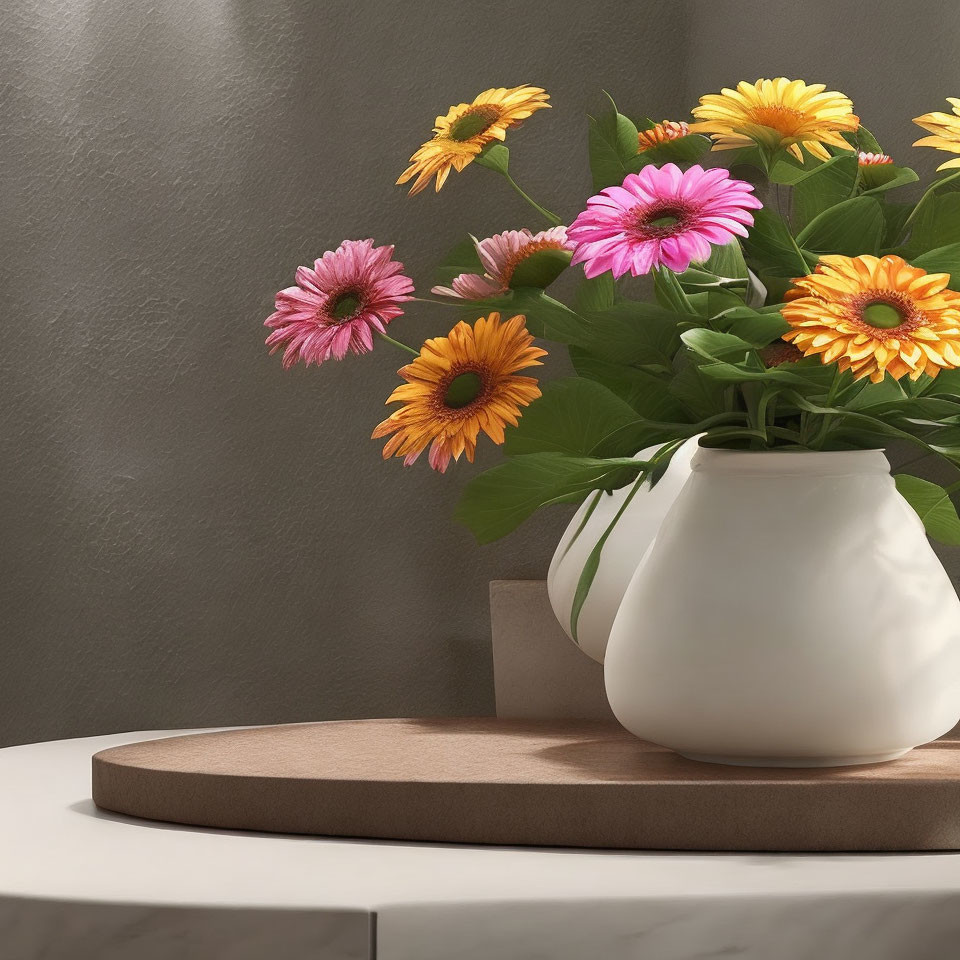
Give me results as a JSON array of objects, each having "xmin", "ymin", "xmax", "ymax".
[
  {"xmin": 858, "ymin": 151, "xmax": 893, "ymax": 165},
  {"xmin": 568, "ymin": 163, "xmax": 762, "ymax": 279},
  {"xmin": 431, "ymin": 227, "xmax": 572, "ymax": 299},
  {"xmin": 264, "ymin": 239, "xmax": 414, "ymax": 369}
]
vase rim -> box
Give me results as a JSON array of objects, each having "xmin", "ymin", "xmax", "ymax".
[{"xmin": 691, "ymin": 446, "xmax": 890, "ymax": 477}]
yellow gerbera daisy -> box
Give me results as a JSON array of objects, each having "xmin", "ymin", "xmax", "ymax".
[
  {"xmin": 396, "ymin": 86, "xmax": 550, "ymax": 195},
  {"xmin": 781, "ymin": 255, "xmax": 960, "ymax": 383},
  {"xmin": 913, "ymin": 99, "xmax": 960, "ymax": 170},
  {"xmin": 689, "ymin": 78, "xmax": 859, "ymax": 162},
  {"xmin": 372, "ymin": 313, "xmax": 546, "ymax": 472}
]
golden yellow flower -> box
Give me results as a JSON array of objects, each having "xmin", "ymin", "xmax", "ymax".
[
  {"xmin": 637, "ymin": 120, "xmax": 690, "ymax": 153},
  {"xmin": 372, "ymin": 313, "xmax": 547, "ymax": 471},
  {"xmin": 396, "ymin": 86, "xmax": 550, "ymax": 195},
  {"xmin": 689, "ymin": 78, "xmax": 859, "ymax": 162},
  {"xmin": 781, "ymin": 255, "xmax": 960, "ymax": 383},
  {"xmin": 913, "ymin": 99, "xmax": 960, "ymax": 170}
]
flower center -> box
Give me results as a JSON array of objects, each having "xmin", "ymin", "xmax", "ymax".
[
  {"xmin": 862, "ymin": 301, "xmax": 904, "ymax": 329},
  {"xmin": 330, "ymin": 291, "xmax": 361, "ymax": 322},
  {"xmin": 448, "ymin": 106, "xmax": 501, "ymax": 142},
  {"xmin": 849, "ymin": 291, "xmax": 920, "ymax": 335},
  {"xmin": 444, "ymin": 371, "xmax": 484, "ymax": 409},
  {"xmin": 630, "ymin": 203, "xmax": 689, "ymax": 239},
  {"xmin": 748, "ymin": 104, "xmax": 806, "ymax": 135},
  {"xmin": 501, "ymin": 239, "xmax": 568, "ymax": 287}
]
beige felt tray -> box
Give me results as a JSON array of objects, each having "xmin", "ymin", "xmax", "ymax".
[{"xmin": 92, "ymin": 717, "xmax": 960, "ymax": 851}]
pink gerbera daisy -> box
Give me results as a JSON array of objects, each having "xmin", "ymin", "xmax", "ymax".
[
  {"xmin": 264, "ymin": 239, "xmax": 414, "ymax": 368},
  {"xmin": 568, "ymin": 163, "xmax": 762, "ymax": 279},
  {"xmin": 431, "ymin": 227, "xmax": 572, "ymax": 299}
]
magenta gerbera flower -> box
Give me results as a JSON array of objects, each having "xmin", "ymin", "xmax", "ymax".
[
  {"xmin": 264, "ymin": 239, "xmax": 414, "ymax": 369},
  {"xmin": 568, "ymin": 163, "xmax": 762, "ymax": 279},
  {"xmin": 431, "ymin": 227, "xmax": 572, "ymax": 300}
]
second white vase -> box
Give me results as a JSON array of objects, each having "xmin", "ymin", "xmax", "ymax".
[{"xmin": 546, "ymin": 437, "xmax": 699, "ymax": 663}]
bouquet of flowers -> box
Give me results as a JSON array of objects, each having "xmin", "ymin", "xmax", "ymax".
[{"xmin": 264, "ymin": 78, "xmax": 960, "ymax": 631}]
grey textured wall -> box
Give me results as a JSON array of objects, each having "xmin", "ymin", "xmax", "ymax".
[
  {"xmin": 0, "ymin": 0, "xmax": 688, "ymax": 746},
  {"xmin": 3, "ymin": 0, "xmax": 959, "ymax": 747}
]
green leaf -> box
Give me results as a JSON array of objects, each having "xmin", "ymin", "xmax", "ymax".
[
  {"xmin": 743, "ymin": 208, "xmax": 812, "ymax": 278},
  {"xmin": 508, "ymin": 248, "xmax": 571, "ymax": 290},
  {"xmin": 792, "ymin": 155, "xmax": 859, "ymax": 228},
  {"xmin": 912, "ymin": 243, "xmax": 960, "ymax": 287},
  {"xmin": 693, "ymin": 289, "xmax": 749, "ymax": 319},
  {"xmin": 843, "ymin": 376, "xmax": 909, "ymax": 410},
  {"xmin": 473, "ymin": 142, "xmax": 510, "ymax": 176},
  {"xmin": 881, "ymin": 202, "xmax": 914, "ymax": 249},
  {"xmin": 455, "ymin": 453, "xmax": 646, "ymax": 543},
  {"xmin": 920, "ymin": 369, "xmax": 960, "ymax": 398},
  {"xmin": 852, "ymin": 125, "xmax": 884, "ymax": 155},
  {"xmin": 895, "ymin": 169, "xmax": 960, "ymax": 251},
  {"xmin": 699, "ymin": 359, "xmax": 834, "ymax": 390},
  {"xmin": 587, "ymin": 92, "xmax": 641, "ymax": 190},
  {"xmin": 569, "ymin": 348, "xmax": 690, "ymax": 422},
  {"xmin": 433, "ymin": 236, "xmax": 483, "ymax": 287},
  {"xmin": 860, "ymin": 165, "xmax": 919, "ymax": 196},
  {"xmin": 668, "ymin": 356, "xmax": 729, "ymax": 420},
  {"xmin": 768, "ymin": 154, "xmax": 811, "ymax": 185},
  {"xmin": 904, "ymin": 193, "xmax": 960, "ymax": 255},
  {"xmin": 573, "ymin": 273, "xmax": 616, "ymax": 313},
  {"xmin": 859, "ymin": 396, "xmax": 960, "ymax": 421},
  {"xmin": 459, "ymin": 289, "xmax": 586, "ymax": 343},
  {"xmin": 715, "ymin": 307, "xmax": 790, "ymax": 347},
  {"xmin": 653, "ymin": 268, "xmax": 694, "ymax": 312},
  {"xmin": 503, "ymin": 378, "xmax": 642, "ymax": 457},
  {"xmin": 702, "ymin": 240, "xmax": 749, "ymax": 281},
  {"xmin": 576, "ymin": 299, "xmax": 685, "ymax": 366},
  {"xmin": 894, "ymin": 475, "xmax": 960, "ymax": 545},
  {"xmin": 680, "ymin": 328, "xmax": 754, "ymax": 362},
  {"xmin": 796, "ymin": 196, "xmax": 884, "ymax": 256},
  {"xmin": 677, "ymin": 243, "xmax": 750, "ymax": 295}
]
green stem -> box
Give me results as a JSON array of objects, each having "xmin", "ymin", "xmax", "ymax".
[
  {"xmin": 753, "ymin": 388, "xmax": 775, "ymax": 446},
  {"xmin": 501, "ymin": 172, "xmax": 563, "ymax": 226},
  {"xmin": 378, "ymin": 332, "xmax": 419, "ymax": 357},
  {"xmin": 809, "ymin": 369, "xmax": 844, "ymax": 448},
  {"xmin": 786, "ymin": 229, "xmax": 811, "ymax": 275},
  {"xmin": 411, "ymin": 295, "xmax": 473, "ymax": 307}
]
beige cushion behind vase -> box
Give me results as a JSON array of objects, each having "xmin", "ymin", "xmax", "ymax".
[{"xmin": 490, "ymin": 580, "xmax": 615, "ymax": 721}]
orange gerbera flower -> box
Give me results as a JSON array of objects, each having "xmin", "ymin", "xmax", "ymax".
[
  {"xmin": 782, "ymin": 255, "xmax": 960, "ymax": 383},
  {"xmin": 397, "ymin": 86, "xmax": 550, "ymax": 195},
  {"xmin": 372, "ymin": 313, "xmax": 546, "ymax": 472},
  {"xmin": 637, "ymin": 120, "xmax": 690, "ymax": 153}
]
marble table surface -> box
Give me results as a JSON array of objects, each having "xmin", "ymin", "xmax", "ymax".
[{"xmin": 3, "ymin": 729, "xmax": 960, "ymax": 960}]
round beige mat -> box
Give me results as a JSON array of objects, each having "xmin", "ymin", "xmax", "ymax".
[{"xmin": 92, "ymin": 717, "xmax": 960, "ymax": 851}]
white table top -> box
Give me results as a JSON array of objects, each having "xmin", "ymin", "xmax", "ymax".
[{"xmin": 3, "ymin": 728, "xmax": 960, "ymax": 960}]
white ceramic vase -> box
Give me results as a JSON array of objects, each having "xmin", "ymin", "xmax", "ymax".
[
  {"xmin": 546, "ymin": 438, "xmax": 699, "ymax": 663},
  {"xmin": 605, "ymin": 446, "xmax": 960, "ymax": 767}
]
